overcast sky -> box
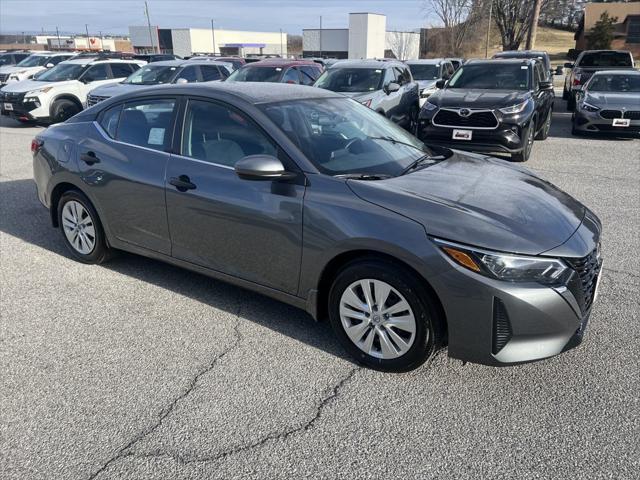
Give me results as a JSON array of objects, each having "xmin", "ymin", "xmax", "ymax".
[{"xmin": 0, "ymin": 0, "xmax": 436, "ymax": 36}]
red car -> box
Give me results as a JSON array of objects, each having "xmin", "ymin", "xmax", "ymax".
[{"xmin": 226, "ymin": 59, "xmax": 323, "ymax": 85}]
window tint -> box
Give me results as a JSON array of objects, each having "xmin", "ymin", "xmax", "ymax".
[
  {"xmin": 282, "ymin": 68, "xmax": 300, "ymax": 84},
  {"xmin": 299, "ymin": 66, "xmax": 318, "ymax": 85},
  {"xmin": 99, "ymin": 104, "xmax": 122, "ymax": 139},
  {"xmin": 578, "ymin": 51, "xmax": 632, "ymax": 67},
  {"xmin": 178, "ymin": 66, "xmax": 199, "ymax": 82},
  {"xmin": 383, "ymin": 68, "xmax": 396, "ymax": 86},
  {"xmin": 110, "ymin": 63, "xmax": 134, "ymax": 78},
  {"xmin": 117, "ymin": 99, "xmax": 176, "ymax": 151},
  {"xmin": 83, "ymin": 64, "xmax": 110, "ymax": 82},
  {"xmin": 181, "ymin": 99, "xmax": 277, "ymax": 167},
  {"xmin": 49, "ymin": 56, "xmax": 68, "ymax": 66},
  {"xmin": 200, "ymin": 65, "xmax": 222, "ymax": 81}
]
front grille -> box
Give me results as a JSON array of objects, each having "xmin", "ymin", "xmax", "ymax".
[
  {"xmin": 624, "ymin": 110, "xmax": 640, "ymax": 120},
  {"xmin": 1, "ymin": 91, "xmax": 25, "ymax": 102},
  {"xmin": 492, "ymin": 298, "xmax": 512, "ymax": 355},
  {"xmin": 566, "ymin": 248, "xmax": 602, "ymax": 315},
  {"xmin": 433, "ymin": 109, "xmax": 498, "ymax": 129},
  {"xmin": 0, "ymin": 73, "xmax": 8, "ymax": 83},
  {"xmin": 87, "ymin": 94, "xmax": 109, "ymax": 107},
  {"xmin": 599, "ymin": 110, "xmax": 621, "ymax": 119}
]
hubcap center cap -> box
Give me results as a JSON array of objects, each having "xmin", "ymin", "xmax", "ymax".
[{"xmin": 372, "ymin": 314, "xmax": 381, "ymax": 324}]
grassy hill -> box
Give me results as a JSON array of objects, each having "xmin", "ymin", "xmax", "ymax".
[{"xmin": 469, "ymin": 26, "xmax": 575, "ymax": 61}]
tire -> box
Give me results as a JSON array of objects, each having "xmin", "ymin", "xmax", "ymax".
[
  {"xmin": 535, "ymin": 108, "xmax": 552, "ymax": 140},
  {"xmin": 566, "ymin": 94, "xmax": 576, "ymax": 112},
  {"xmin": 562, "ymin": 87, "xmax": 568, "ymax": 100},
  {"xmin": 328, "ymin": 258, "xmax": 444, "ymax": 372},
  {"xmin": 407, "ymin": 105, "xmax": 419, "ymax": 136},
  {"xmin": 57, "ymin": 190, "xmax": 111, "ymax": 264},
  {"xmin": 512, "ymin": 119, "xmax": 535, "ymax": 162},
  {"xmin": 571, "ymin": 122, "xmax": 583, "ymax": 136},
  {"xmin": 50, "ymin": 98, "xmax": 80, "ymax": 124}
]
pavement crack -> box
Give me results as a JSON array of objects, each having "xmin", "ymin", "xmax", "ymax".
[
  {"xmin": 130, "ymin": 366, "xmax": 361, "ymax": 466},
  {"xmin": 87, "ymin": 306, "xmax": 244, "ymax": 480}
]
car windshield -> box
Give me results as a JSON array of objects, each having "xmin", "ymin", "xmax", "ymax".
[
  {"xmin": 37, "ymin": 63, "xmax": 86, "ymax": 81},
  {"xmin": 0, "ymin": 55, "xmax": 13, "ymax": 66},
  {"xmin": 578, "ymin": 52, "xmax": 632, "ymax": 67},
  {"xmin": 315, "ymin": 68, "xmax": 384, "ymax": 93},
  {"xmin": 16, "ymin": 55, "xmax": 49, "ymax": 67},
  {"xmin": 123, "ymin": 65, "xmax": 178, "ymax": 84},
  {"xmin": 587, "ymin": 74, "xmax": 640, "ymax": 92},
  {"xmin": 261, "ymin": 98, "xmax": 442, "ymax": 177},
  {"xmin": 408, "ymin": 64, "xmax": 440, "ymax": 80},
  {"xmin": 447, "ymin": 63, "xmax": 529, "ymax": 90},
  {"xmin": 227, "ymin": 66, "xmax": 283, "ymax": 82}
]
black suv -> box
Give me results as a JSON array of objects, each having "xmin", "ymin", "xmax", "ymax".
[{"xmin": 418, "ymin": 59, "xmax": 554, "ymax": 162}]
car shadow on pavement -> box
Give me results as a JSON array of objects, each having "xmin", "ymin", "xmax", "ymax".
[{"xmin": 0, "ymin": 178, "xmax": 352, "ymax": 363}]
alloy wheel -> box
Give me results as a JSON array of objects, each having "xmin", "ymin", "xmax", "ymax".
[
  {"xmin": 61, "ymin": 200, "xmax": 96, "ymax": 255},
  {"xmin": 339, "ymin": 279, "xmax": 418, "ymax": 359}
]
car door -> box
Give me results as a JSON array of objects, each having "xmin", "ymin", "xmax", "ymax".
[
  {"xmin": 532, "ymin": 62, "xmax": 552, "ymax": 128},
  {"xmin": 77, "ymin": 97, "xmax": 177, "ymax": 254},
  {"xmin": 385, "ymin": 67, "xmax": 408, "ymax": 125},
  {"xmin": 165, "ymin": 97, "xmax": 304, "ymax": 294}
]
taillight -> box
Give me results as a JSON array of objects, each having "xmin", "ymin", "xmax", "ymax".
[
  {"xmin": 31, "ymin": 138, "xmax": 43, "ymax": 154},
  {"xmin": 572, "ymin": 71, "xmax": 582, "ymax": 86}
]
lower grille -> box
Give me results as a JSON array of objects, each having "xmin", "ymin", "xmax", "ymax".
[
  {"xmin": 433, "ymin": 109, "xmax": 498, "ymax": 129},
  {"xmin": 0, "ymin": 73, "xmax": 8, "ymax": 83},
  {"xmin": 565, "ymin": 248, "xmax": 602, "ymax": 314},
  {"xmin": 492, "ymin": 298, "xmax": 512, "ymax": 355},
  {"xmin": 624, "ymin": 110, "xmax": 640, "ymax": 120},
  {"xmin": 599, "ymin": 110, "xmax": 621, "ymax": 119},
  {"xmin": 87, "ymin": 95, "xmax": 109, "ymax": 107}
]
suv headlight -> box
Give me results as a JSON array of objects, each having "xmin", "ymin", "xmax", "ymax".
[
  {"xmin": 423, "ymin": 101, "xmax": 438, "ymax": 111},
  {"xmin": 433, "ymin": 238, "xmax": 571, "ymax": 285},
  {"xmin": 580, "ymin": 101, "xmax": 600, "ymax": 113},
  {"xmin": 499, "ymin": 100, "xmax": 528, "ymax": 115},
  {"xmin": 25, "ymin": 86, "xmax": 53, "ymax": 97}
]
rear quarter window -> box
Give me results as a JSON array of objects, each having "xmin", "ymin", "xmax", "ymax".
[{"xmin": 98, "ymin": 104, "xmax": 122, "ymax": 139}]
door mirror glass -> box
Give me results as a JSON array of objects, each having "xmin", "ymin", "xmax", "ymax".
[
  {"xmin": 435, "ymin": 79, "xmax": 446, "ymax": 89},
  {"xmin": 385, "ymin": 81, "xmax": 400, "ymax": 94},
  {"xmin": 235, "ymin": 155, "xmax": 296, "ymax": 181}
]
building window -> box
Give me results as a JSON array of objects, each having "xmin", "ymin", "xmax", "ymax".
[{"xmin": 627, "ymin": 18, "xmax": 640, "ymax": 44}]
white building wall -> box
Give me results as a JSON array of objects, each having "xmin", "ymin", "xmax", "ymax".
[
  {"xmin": 169, "ymin": 28, "xmax": 287, "ymax": 57},
  {"xmin": 129, "ymin": 25, "xmax": 159, "ymax": 49},
  {"xmin": 348, "ymin": 13, "xmax": 386, "ymax": 59},
  {"xmin": 385, "ymin": 31, "xmax": 420, "ymax": 60},
  {"xmin": 303, "ymin": 29, "xmax": 349, "ymax": 52},
  {"xmin": 171, "ymin": 29, "xmax": 192, "ymax": 58}
]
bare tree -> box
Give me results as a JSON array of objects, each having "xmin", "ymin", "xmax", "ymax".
[
  {"xmin": 424, "ymin": 0, "xmax": 484, "ymax": 55},
  {"xmin": 492, "ymin": 0, "xmax": 552, "ymax": 51}
]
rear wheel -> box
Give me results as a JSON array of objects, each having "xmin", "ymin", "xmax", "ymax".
[
  {"xmin": 50, "ymin": 99, "xmax": 80, "ymax": 124},
  {"xmin": 328, "ymin": 259, "xmax": 443, "ymax": 372},
  {"xmin": 57, "ymin": 190, "xmax": 111, "ymax": 264}
]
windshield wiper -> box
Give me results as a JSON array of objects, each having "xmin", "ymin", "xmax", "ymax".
[
  {"xmin": 400, "ymin": 154, "xmax": 447, "ymax": 175},
  {"xmin": 334, "ymin": 173, "xmax": 392, "ymax": 180},
  {"xmin": 367, "ymin": 136, "xmax": 426, "ymax": 153}
]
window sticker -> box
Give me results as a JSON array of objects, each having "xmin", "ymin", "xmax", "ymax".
[{"xmin": 148, "ymin": 127, "xmax": 165, "ymax": 145}]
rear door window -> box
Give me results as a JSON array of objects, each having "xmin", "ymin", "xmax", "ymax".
[
  {"xmin": 200, "ymin": 65, "xmax": 222, "ymax": 81},
  {"xmin": 177, "ymin": 65, "xmax": 200, "ymax": 82},
  {"xmin": 109, "ymin": 63, "xmax": 134, "ymax": 78},
  {"xmin": 82, "ymin": 64, "xmax": 110, "ymax": 82},
  {"xmin": 116, "ymin": 98, "xmax": 177, "ymax": 151},
  {"xmin": 282, "ymin": 68, "xmax": 300, "ymax": 84},
  {"xmin": 98, "ymin": 104, "xmax": 122, "ymax": 139}
]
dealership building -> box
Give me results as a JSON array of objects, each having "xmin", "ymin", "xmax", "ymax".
[
  {"xmin": 302, "ymin": 12, "xmax": 421, "ymax": 60},
  {"xmin": 128, "ymin": 26, "xmax": 287, "ymax": 58}
]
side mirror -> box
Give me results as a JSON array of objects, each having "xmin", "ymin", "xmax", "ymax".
[
  {"xmin": 435, "ymin": 79, "xmax": 446, "ymax": 89},
  {"xmin": 539, "ymin": 80, "xmax": 553, "ymax": 91},
  {"xmin": 442, "ymin": 73, "xmax": 450, "ymax": 81},
  {"xmin": 385, "ymin": 82, "xmax": 400, "ymax": 94},
  {"xmin": 554, "ymin": 66, "xmax": 564, "ymax": 76},
  {"xmin": 235, "ymin": 155, "xmax": 297, "ymax": 181},
  {"xmin": 564, "ymin": 62, "xmax": 574, "ymax": 69},
  {"xmin": 175, "ymin": 78, "xmax": 189, "ymax": 84},
  {"xmin": 46, "ymin": 63, "xmax": 54, "ymax": 68}
]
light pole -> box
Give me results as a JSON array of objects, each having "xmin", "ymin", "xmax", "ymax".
[
  {"xmin": 56, "ymin": 26, "xmax": 61, "ymax": 51},
  {"xmin": 85, "ymin": 23, "xmax": 90, "ymax": 50},
  {"xmin": 319, "ymin": 16, "xmax": 322, "ymax": 58},
  {"xmin": 211, "ymin": 19, "xmax": 216, "ymax": 55}
]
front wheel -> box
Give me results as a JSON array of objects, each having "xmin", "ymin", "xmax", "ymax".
[
  {"xmin": 512, "ymin": 120, "xmax": 535, "ymax": 162},
  {"xmin": 50, "ymin": 98, "xmax": 80, "ymax": 124},
  {"xmin": 535, "ymin": 109, "xmax": 552, "ymax": 140},
  {"xmin": 407, "ymin": 105, "xmax": 419, "ymax": 135},
  {"xmin": 566, "ymin": 95, "xmax": 576, "ymax": 112},
  {"xmin": 328, "ymin": 259, "xmax": 443, "ymax": 372}
]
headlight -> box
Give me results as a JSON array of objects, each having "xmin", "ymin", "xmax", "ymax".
[
  {"xmin": 25, "ymin": 87, "xmax": 53, "ymax": 97},
  {"xmin": 423, "ymin": 101, "xmax": 438, "ymax": 111},
  {"xmin": 499, "ymin": 100, "xmax": 528, "ymax": 115},
  {"xmin": 433, "ymin": 238, "xmax": 571, "ymax": 285},
  {"xmin": 580, "ymin": 101, "xmax": 600, "ymax": 112}
]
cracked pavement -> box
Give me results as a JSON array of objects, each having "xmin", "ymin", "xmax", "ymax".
[{"xmin": 1, "ymin": 111, "xmax": 639, "ymax": 479}]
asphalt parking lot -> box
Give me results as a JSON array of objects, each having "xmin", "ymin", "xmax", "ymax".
[{"xmin": 1, "ymin": 109, "xmax": 638, "ymax": 480}]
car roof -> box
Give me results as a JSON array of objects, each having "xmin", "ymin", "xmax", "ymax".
[
  {"xmin": 591, "ymin": 69, "xmax": 640, "ymax": 75},
  {"xmin": 466, "ymin": 58, "xmax": 535, "ymax": 66},
  {"xmin": 495, "ymin": 50, "xmax": 548, "ymax": 57},
  {"xmin": 327, "ymin": 59, "xmax": 404, "ymax": 69},
  {"xmin": 406, "ymin": 58, "xmax": 446, "ymax": 64},
  {"xmin": 244, "ymin": 58, "xmax": 319, "ymax": 67},
  {"xmin": 61, "ymin": 58, "xmax": 144, "ymax": 65}
]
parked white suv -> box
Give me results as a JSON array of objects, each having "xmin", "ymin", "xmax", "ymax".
[
  {"xmin": 0, "ymin": 58, "xmax": 145, "ymax": 124},
  {"xmin": 0, "ymin": 52, "xmax": 76, "ymax": 86}
]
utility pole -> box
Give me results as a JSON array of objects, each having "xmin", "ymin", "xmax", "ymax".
[
  {"xmin": 144, "ymin": 1, "xmax": 157, "ymax": 53},
  {"xmin": 211, "ymin": 19, "xmax": 216, "ymax": 55},
  {"xmin": 485, "ymin": 0, "xmax": 493, "ymax": 58},
  {"xmin": 526, "ymin": 0, "xmax": 542, "ymax": 50},
  {"xmin": 56, "ymin": 26, "xmax": 61, "ymax": 51},
  {"xmin": 22, "ymin": 31, "xmax": 25, "ymax": 45},
  {"xmin": 99, "ymin": 31, "xmax": 104, "ymax": 50},
  {"xmin": 319, "ymin": 16, "xmax": 322, "ymax": 58}
]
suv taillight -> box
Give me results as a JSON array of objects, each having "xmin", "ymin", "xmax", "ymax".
[{"xmin": 31, "ymin": 138, "xmax": 43, "ymax": 154}]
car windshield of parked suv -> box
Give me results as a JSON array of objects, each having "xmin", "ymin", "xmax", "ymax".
[
  {"xmin": 578, "ymin": 52, "xmax": 632, "ymax": 67},
  {"xmin": 587, "ymin": 74, "xmax": 640, "ymax": 92},
  {"xmin": 408, "ymin": 64, "xmax": 440, "ymax": 80},
  {"xmin": 262, "ymin": 98, "xmax": 442, "ymax": 177},
  {"xmin": 16, "ymin": 55, "xmax": 50, "ymax": 67},
  {"xmin": 447, "ymin": 63, "xmax": 529, "ymax": 90},
  {"xmin": 0, "ymin": 54, "xmax": 14, "ymax": 66},
  {"xmin": 315, "ymin": 68, "xmax": 384, "ymax": 93},
  {"xmin": 36, "ymin": 63, "xmax": 86, "ymax": 82},
  {"xmin": 123, "ymin": 64, "xmax": 178, "ymax": 84},
  {"xmin": 226, "ymin": 66, "xmax": 283, "ymax": 82}
]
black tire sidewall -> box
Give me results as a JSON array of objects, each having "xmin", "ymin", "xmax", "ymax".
[
  {"xmin": 328, "ymin": 259, "xmax": 440, "ymax": 372},
  {"xmin": 57, "ymin": 190, "xmax": 109, "ymax": 264},
  {"xmin": 51, "ymin": 99, "xmax": 79, "ymax": 124}
]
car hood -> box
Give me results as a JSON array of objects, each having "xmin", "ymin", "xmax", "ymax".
[
  {"xmin": 585, "ymin": 91, "xmax": 640, "ymax": 107},
  {"xmin": 1, "ymin": 79, "xmax": 75, "ymax": 92},
  {"xmin": 428, "ymin": 89, "xmax": 530, "ymax": 109},
  {"xmin": 348, "ymin": 151, "xmax": 586, "ymax": 255},
  {"xmin": 416, "ymin": 79, "xmax": 439, "ymax": 90},
  {"xmin": 0, "ymin": 65, "xmax": 30, "ymax": 74},
  {"xmin": 90, "ymin": 82, "xmax": 141, "ymax": 97}
]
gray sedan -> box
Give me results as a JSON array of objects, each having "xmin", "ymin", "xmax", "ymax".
[
  {"xmin": 572, "ymin": 70, "xmax": 640, "ymax": 136},
  {"xmin": 32, "ymin": 83, "xmax": 602, "ymax": 372}
]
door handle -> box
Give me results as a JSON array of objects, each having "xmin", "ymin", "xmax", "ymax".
[
  {"xmin": 169, "ymin": 175, "xmax": 197, "ymax": 192},
  {"xmin": 80, "ymin": 151, "xmax": 100, "ymax": 165}
]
